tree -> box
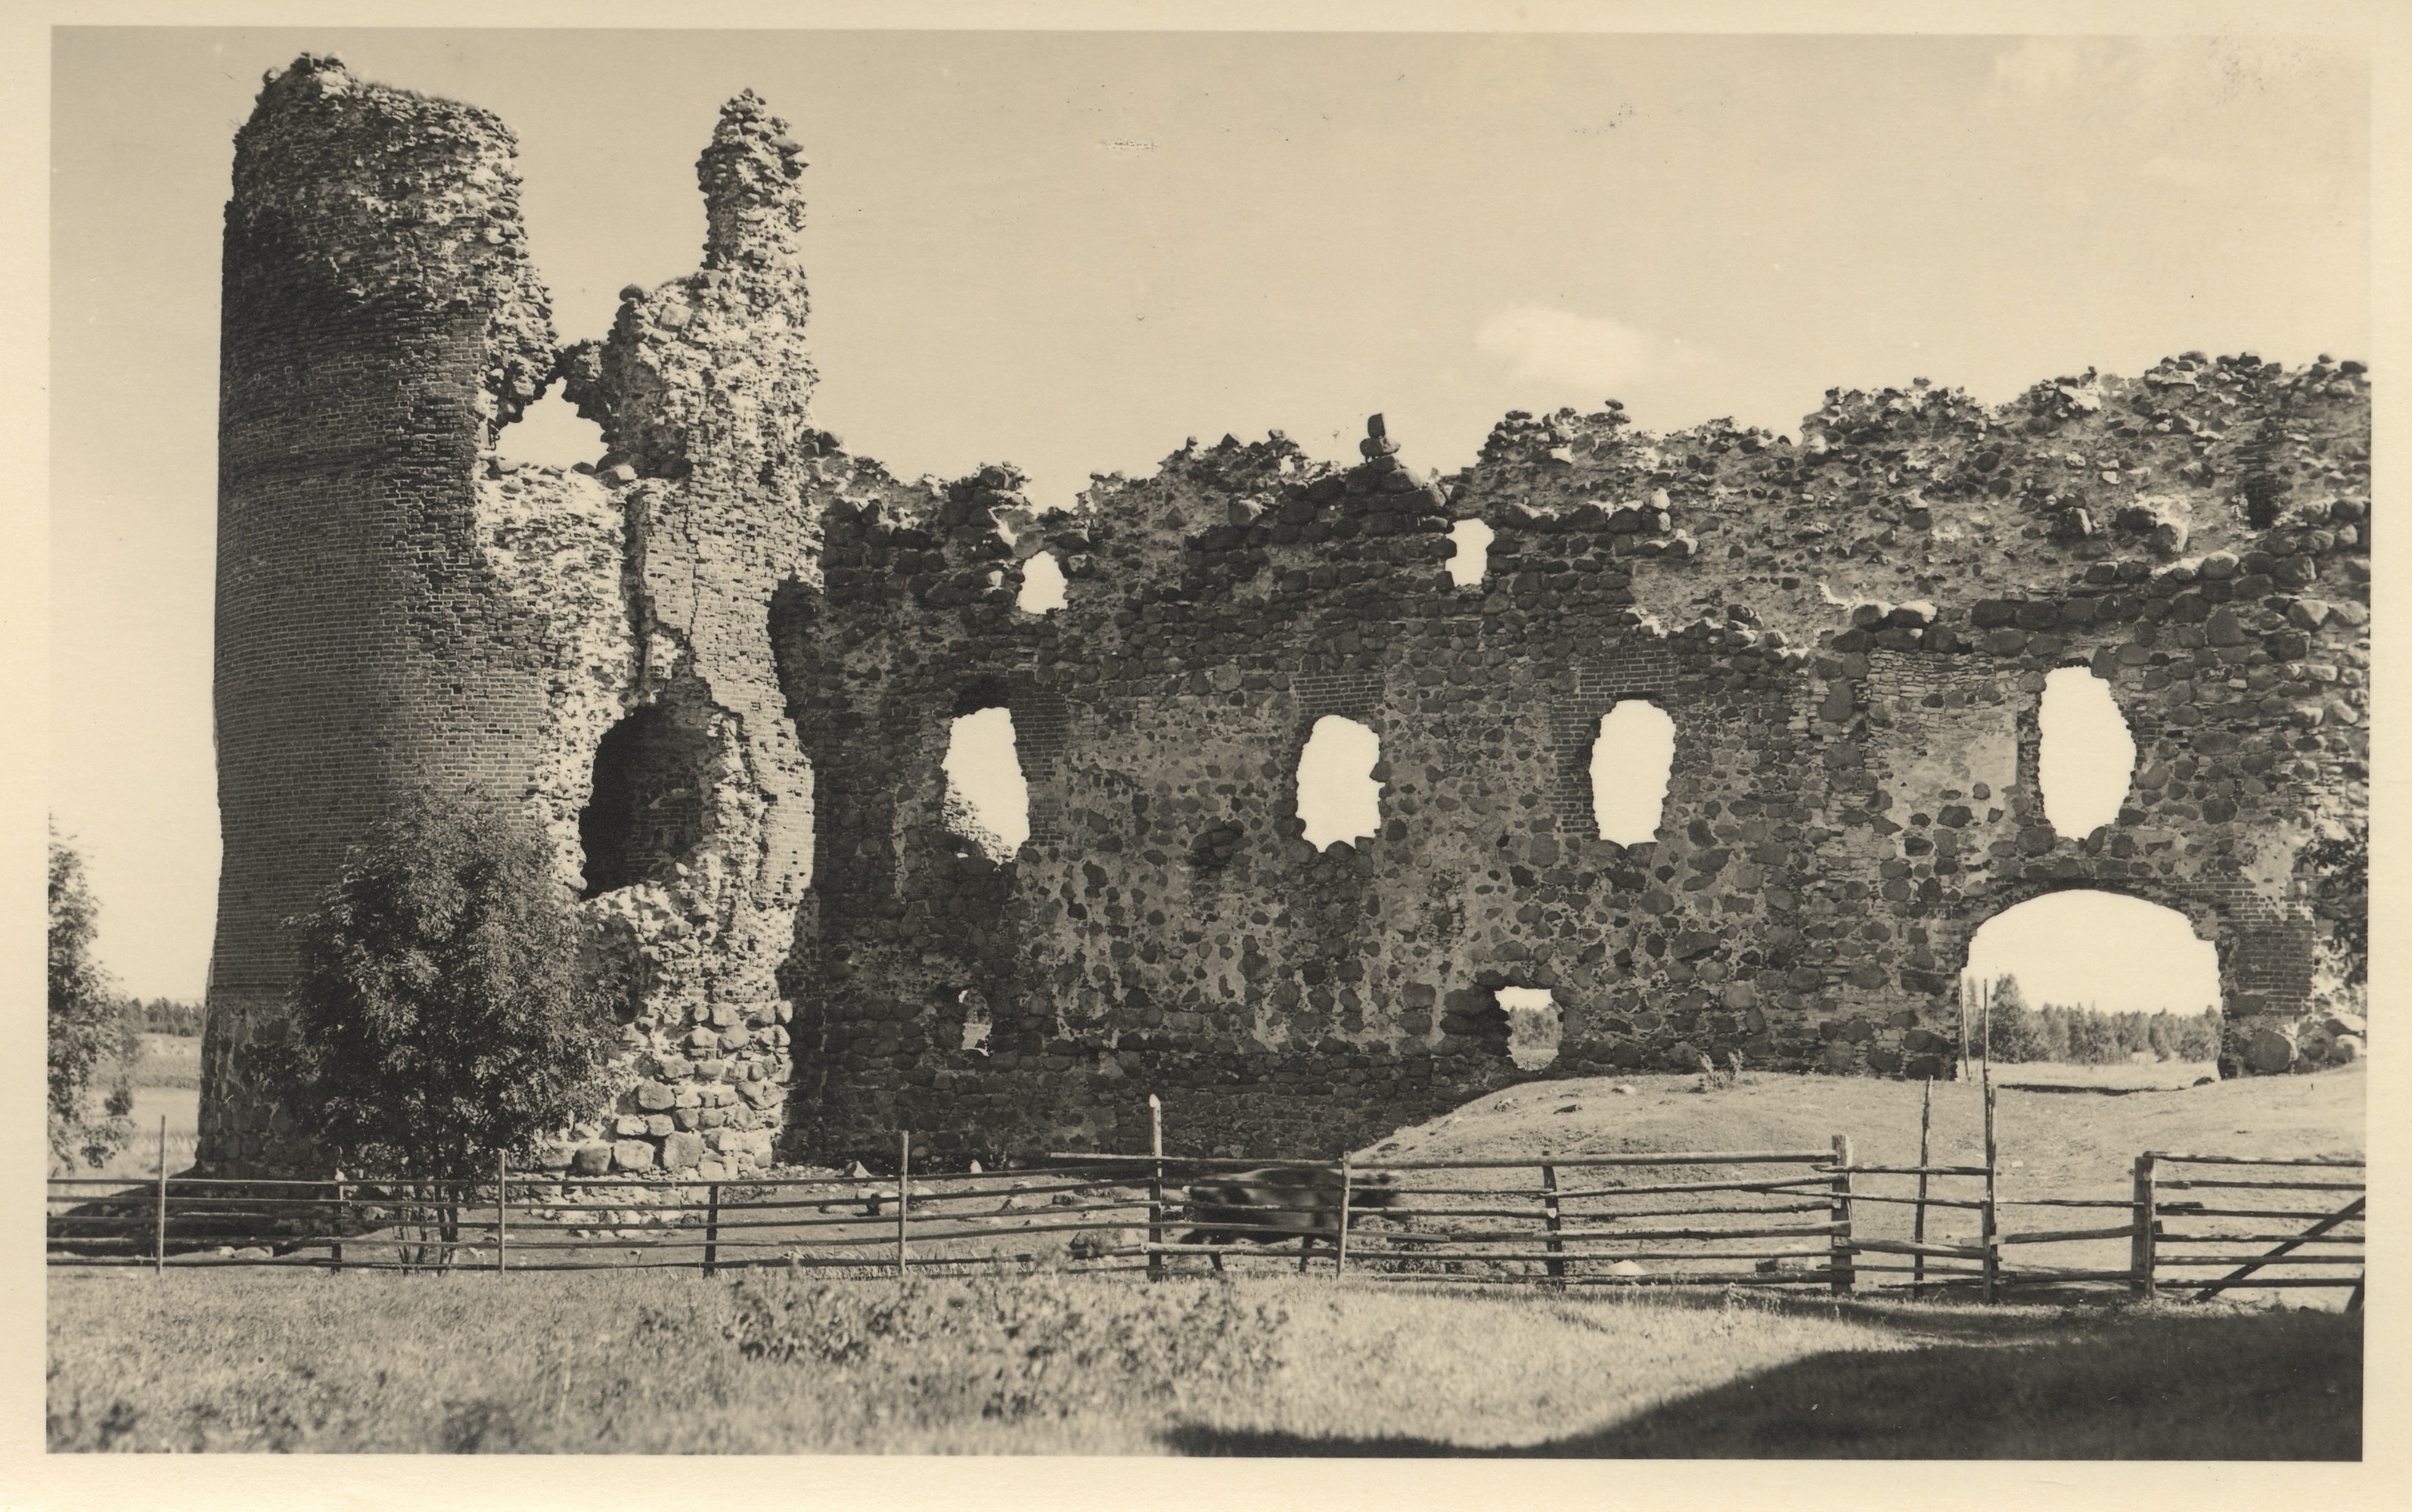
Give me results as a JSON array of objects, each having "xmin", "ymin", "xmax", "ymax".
[
  {"xmin": 2302, "ymin": 825, "xmax": 2367, "ymax": 991},
  {"xmin": 269, "ymin": 793, "xmax": 622, "ymax": 1200},
  {"xmin": 1980, "ymin": 974, "xmax": 2048, "ymax": 1063},
  {"xmin": 48, "ymin": 824, "xmax": 137, "ymax": 1170}
]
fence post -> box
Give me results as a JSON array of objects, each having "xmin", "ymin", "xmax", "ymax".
[
  {"xmin": 1980, "ymin": 1077, "xmax": 1999, "ymax": 1303},
  {"xmin": 154, "ymin": 1114, "xmax": 167, "ymax": 1278},
  {"xmin": 1147, "ymin": 1094, "xmax": 1165, "ymax": 1283},
  {"xmin": 2129, "ymin": 1153, "xmax": 2156, "ymax": 1299},
  {"xmin": 894, "ymin": 1131, "xmax": 911, "ymax": 1281},
  {"xmin": 1957, "ymin": 971, "xmax": 1971, "ymax": 1081},
  {"xmin": 704, "ymin": 1181, "xmax": 722, "ymax": 1278},
  {"xmin": 495, "ymin": 1150, "xmax": 508, "ymax": 1274},
  {"xmin": 331, "ymin": 1168, "xmax": 346, "ymax": 1274},
  {"xmin": 1336, "ymin": 1153, "xmax": 1353, "ymax": 1278},
  {"xmin": 1912, "ymin": 1080, "xmax": 1932, "ymax": 1299},
  {"xmin": 1541, "ymin": 1159, "xmax": 1566, "ymax": 1283},
  {"xmin": 1828, "ymin": 1134, "xmax": 1855, "ymax": 1294}
]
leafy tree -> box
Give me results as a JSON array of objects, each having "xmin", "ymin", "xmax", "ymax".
[
  {"xmin": 269, "ymin": 793, "xmax": 622, "ymax": 1195},
  {"xmin": 48, "ymin": 824, "xmax": 137, "ymax": 1170},
  {"xmin": 2302, "ymin": 825, "xmax": 2367, "ymax": 990}
]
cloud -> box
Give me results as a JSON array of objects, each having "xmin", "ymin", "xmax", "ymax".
[
  {"xmin": 1984, "ymin": 36, "xmax": 2340, "ymax": 116},
  {"xmin": 1474, "ymin": 305, "xmax": 1668, "ymax": 396}
]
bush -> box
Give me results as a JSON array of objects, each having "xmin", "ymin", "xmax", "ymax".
[
  {"xmin": 48, "ymin": 825, "xmax": 137, "ymax": 1170},
  {"xmin": 267, "ymin": 793, "xmax": 622, "ymax": 1184}
]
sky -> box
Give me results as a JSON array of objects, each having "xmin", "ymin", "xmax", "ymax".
[{"xmin": 48, "ymin": 26, "xmax": 2368, "ymax": 1002}]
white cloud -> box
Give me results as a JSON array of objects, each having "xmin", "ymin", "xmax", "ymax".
[
  {"xmin": 1985, "ymin": 36, "xmax": 2336, "ymax": 116},
  {"xmin": 1475, "ymin": 305, "xmax": 1667, "ymax": 396}
]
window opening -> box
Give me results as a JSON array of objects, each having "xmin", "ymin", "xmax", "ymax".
[
  {"xmin": 1296, "ymin": 716, "xmax": 1383, "ymax": 849},
  {"xmin": 942, "ymin": 705, "xmax": 1030, "ymax": 862},
  {"xmin": 1589, "ymin": 700, "xmax": 1676, "ymax": 846},
  {"xmin": 2038, "ymin": 666, "xmax": 2134, "ymax": 837}
]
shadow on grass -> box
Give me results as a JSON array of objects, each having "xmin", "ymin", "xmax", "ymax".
[{"xmin": 1164, "ymin": 1306, "xmax": 2359, "ymax": 1460}]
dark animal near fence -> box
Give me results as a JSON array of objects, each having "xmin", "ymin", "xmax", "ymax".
[{"xmin": 1181, "ymin": 1166, "xmax": 1402, "ymax": 1272}]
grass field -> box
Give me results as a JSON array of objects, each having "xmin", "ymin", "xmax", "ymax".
[
  {"xmin": 44, "ymin": 1269, "xmax": 2359, "ymax": 1455},
  {"xmin": 45, "ymin": 1062, "xmax": 2365, "ymax": 1455},
  {"xmin": 75, "ymin": 1048, "xmax": 200, "ymax": 1183}
]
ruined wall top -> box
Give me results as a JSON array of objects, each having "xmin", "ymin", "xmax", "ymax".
[{"xmin": 228, "ymin": 54, "xmax": 556, "ymax": 436}]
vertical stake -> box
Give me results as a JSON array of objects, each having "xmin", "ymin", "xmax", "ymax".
[
  {"xmin": 895, "ymin": 1131, "xmax": 911, "ymax": 1281},
  {"xmin": 1981, "ymin": 1076, "xmax": 1999, "ymax": 1303},
  {"xmin": 1336, "ymin": 1153, "xmax": 1353, "ymax": 1278},
  {"xmin": 2133, "ymin": 1153, "xmax": 2158, "ymax": 1301},
  {"xmin": 1147, "ymin": 1094, "xmax": 1165, "ymax": 1283},
  {"xmin": 1913, "ymin": 1079, "xmax": 1932, "ymax": 1299},
  {"xmin": 331, "ymin": 1167, "xmax": 346, "ymax": 1274},
  {"xmin": 1957, "ymin": 971, "xmax": 1971, "ymax": 1082},
  {"xmin": 1540, "ymin": 1158, "xmax": 1566, "ymax": 1284},
  {"xmin": 1979, "ymin": 975, "xmax": 1992, "ymax": 1079},
  {"xmin": 495, "ymin": 1150, "xmax": 507, "ymax": 1274},
  {"xmin": 154, "ymin": 1114, "xmax": 167, "ymax": 1278},
  {"xmin": 704, "ymin": 1182, "xmax": 722, "ymax": 1278},
  {"xmin": 1828, "ymin": 1134, "xmax": 1855, "ymax": 1294}
]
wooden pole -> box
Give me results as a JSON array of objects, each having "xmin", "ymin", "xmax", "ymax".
[
  {"xmin": 1981, "ymin": 1077, "xmax": 1999, "ymax": 1302},
  {"xmin": 1147, "ymin": 1094, "xmax": 1165, "ymax": 1283},
  {"xmin": 895, "ymin": 1131, "xmax": 911, "ymax": 1281},
  {"xmin": 1541, "ymin": 1159, "xmax": 1566, "ymax": 1283},
  {"xmin": 703, "ymin": 1182, "xmax": 721, "ymax": 1278},
  {"xmin": 1336, "ymin": 1153, "xmax": 1353, "ymax": 1278},
  {"xmin": 1980, "ymin": 975, "xmax": 1993, "ymax": 1077},
  {"xmin": 1829, "ymin": 1134, "xmax": 1855, "ymax": 1294},
  {"xmin": 2193, "ymin": 1195, "xmax": 2363, "ymax": 1302},
  {"xmin": 2131, "ymin": 1153, "xmax": 2156, "ymax": 1299},
  {"xmin": 1957, "ymin": 972, "xmax": 1971, "ymax": 1082},
  {"xmin": 1913, "ymin": 1080, "xmax": 1932, "ymax": 1299},
  {"xmin": 153, "ymin": 1115, "xmax": 167, "ymax": 1278},
  {"xmin": 495, "ymin": 1150, "xmax": 507, "ymax": 1274},
  {"xmin": 331, "ymin": 1169, "xmax": 346, "ymax": 1274}
]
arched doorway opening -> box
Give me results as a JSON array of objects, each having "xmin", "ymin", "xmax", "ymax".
[
  {"xmin": 579, "ymin": 703, "xmax": 715, "ymax": 899},
  {"xmin": 1961, "ymin": 891, "xmax": 2221, "ymax": 1077}
]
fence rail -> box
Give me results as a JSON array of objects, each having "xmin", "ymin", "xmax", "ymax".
[{"xmin": 45, "ymin": 1104, "xmax": 2365, "ymax": 1306}]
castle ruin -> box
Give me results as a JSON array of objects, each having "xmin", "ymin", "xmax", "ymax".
[{"xmin": 199, "ymin": 57, "xmax": 2371, "ymax": 1177}]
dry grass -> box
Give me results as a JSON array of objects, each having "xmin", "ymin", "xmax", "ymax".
[{"xmin": 45, "ymin": 1270, "xmax": 2358, "ymax": 1456}]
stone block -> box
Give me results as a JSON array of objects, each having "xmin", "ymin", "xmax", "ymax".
[
  {"xmin": 612, "ymin": 1138, "xmax": 657, "ymax": 1172},
  {"xmin": 662, "ymin": 1131, "xmax": 706, "ymax": 1170},
  {"xmin": 572, "ymin": 1143, "xmax": 613, "ymax": 1176},
  {"xmin": 635, "ymin": 1081, "xmax": 675, "ymax": 1112},
  {"xmin": 2243, "ymin": 1025, "xmax": 2298, "ymax": 1074}
]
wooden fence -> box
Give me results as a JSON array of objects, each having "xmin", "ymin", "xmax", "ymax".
[
  {"xmin": 2132, "ymin": 1151, "xmax": 2367, "ymax": 1306},
  {"xmin": 45, "ymin": 1112, "xmax": 2364, "ymax": 1307}
]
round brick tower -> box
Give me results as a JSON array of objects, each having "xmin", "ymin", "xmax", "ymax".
[{"xmin": 200, "ymin": 56, "xmax": 563, "ymax": 1172}]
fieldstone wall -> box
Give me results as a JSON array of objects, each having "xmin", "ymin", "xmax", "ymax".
[
  {"xmin": 782, "ymin": 361, "xmax": 2369, "ymax": 1163},
  {"xmin": 205, "ymin": 57, "xmax": 2369, "ymax": 1175}
]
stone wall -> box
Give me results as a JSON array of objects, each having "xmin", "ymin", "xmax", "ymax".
[
  {"xmin": 203, "ymin": 64, "xmax": 815, "ymax": 1179},
  {"xmin": 203, "ymin": 58, "xmax": 2370, "ymax": 1175},
  {"xmin": 782, "ymin": 361, "xmax": 2370, "ymax": 1163},
  {"xmin": 203, "ymin": 56, "xmax": 567, "ymax": 1171}
]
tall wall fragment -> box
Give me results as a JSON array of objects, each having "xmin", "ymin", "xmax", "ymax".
[{"xmin": 545, "ymin": 91, "xmax": 821, "ymax": 1180}]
